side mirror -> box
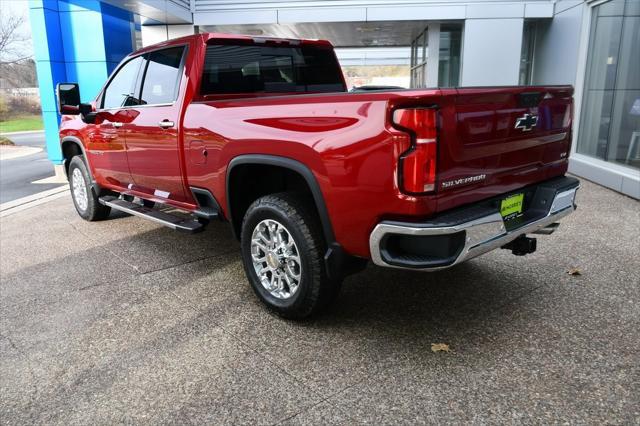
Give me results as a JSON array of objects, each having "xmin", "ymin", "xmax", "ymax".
[
  {"xmin": 56, "ymin": 82, "xmax": 97, "ymax": 123},
  {"xmin": 57, "ymin": 83, "xmax": 81, "ymax": 115},
  {"xmin": 79, "ymin": 103, "xmax": 97, "ymax": 124}
]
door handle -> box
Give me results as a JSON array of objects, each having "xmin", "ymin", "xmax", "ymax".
[
  {"xmin": 112, "ymin": 122, "xmax": 123, "ymax": 128},
  {"xmin": 159, "ymin": 120, "xmax": 174, "ymax": 129}
]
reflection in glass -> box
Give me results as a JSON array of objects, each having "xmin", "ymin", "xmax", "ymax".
[
  {"xmin": 439, "ymin": 24, "xmax": 462, "ymax": 87},
  {"xmin": 410, "ymin": 28, "xmax": 428, "ymax": 88},
  {"xmin": 519, "ymin": 21, "xmax": 537, "ymax": 85}
]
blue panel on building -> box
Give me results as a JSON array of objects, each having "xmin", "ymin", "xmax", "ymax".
[
  {"xmin": 56, "ymin": 0, "xmax": 102, "ymax": 13},
  {"xmin": 42, "ymin": 111, "xmax": 63, "ymax": 163},
  {"xmin": 34, "ymin": 61, "xmax": 67, "ymax": 113},
  {"xmin": 58, "ymin": 8, "xmax": 106, "ymax": 63},
  {"xmin": 64, "ymin": 62, "xmax": 110, "ymax": 102},
  {"xmin": 29, "ymin": 0, "xmax": 135, "ymax": 165},
  {"xmin": 101, "ymin": 3, "xmax": 135, "ymax": 64},
  {"xmin": 29, "ymin": 7, "xmax": 65, "ymax": 62},
  {"xmin": 28, "ymin": 0, "xmax": 59, "ymax": 12}
]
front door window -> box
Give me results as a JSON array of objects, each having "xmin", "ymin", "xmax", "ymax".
[{"xmin": 101, "ymin": 56, "xmax": 144, "ymax": 109}]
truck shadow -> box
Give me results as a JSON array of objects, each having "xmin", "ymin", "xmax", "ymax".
[
  {"xmin": 320, "ymin": 259, "xmax": 533, "ymax": 320},
  {"xmin": 84, "ymin": 210, "xmax": 545, "ymax": 338}
]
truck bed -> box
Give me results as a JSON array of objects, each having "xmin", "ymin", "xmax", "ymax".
[{"xmin": 183, "ymin": 85, "xmax": 573, "ymax": 257}]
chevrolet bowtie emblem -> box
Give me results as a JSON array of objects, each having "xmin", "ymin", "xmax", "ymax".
[{"xmin": 515, "ymin": 113, "xmax": 538, "ymax": 131}]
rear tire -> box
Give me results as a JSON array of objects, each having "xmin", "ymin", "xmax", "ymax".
[
  {"xmin": 68, "ymin": 155, "xmax": 111, "ymax": 221},
  {"xmin": 240, "ymin": 192, "xmax": 341, "ymax": 319}
]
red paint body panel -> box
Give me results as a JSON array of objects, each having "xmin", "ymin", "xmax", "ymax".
[
  {"xmin": 85, "ymin": 111, "xmax": 131, "ymax": 187},
  {"xmin": 60, "ymin": 34, "xmax": 573, "ymax": 259},
  {"xmin": 123, "ymin": 104, "xmax": 189, "ymax": 202}
]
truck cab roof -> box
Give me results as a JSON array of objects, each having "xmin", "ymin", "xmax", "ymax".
[{"xmin": 133, "ymin": 32, "xmax": 334, "ymax": 58}]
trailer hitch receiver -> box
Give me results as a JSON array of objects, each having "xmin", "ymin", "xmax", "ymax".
[{"xmin": 501, "ymin": 235, "xmax": 537, "ymax": 256}]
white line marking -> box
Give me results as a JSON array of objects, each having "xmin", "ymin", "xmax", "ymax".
[
  {"xmin": 0, "ymin": 185, "xmax": 70, "ymax": 214},
  {"xmin": 32, "ymin": 175, "xmax": 68, "ymax": 184},
  {"xmin": 0, "ymin": 130, "xmax": 45, "ymax": 136},
  {"xmin": 0, "ymin": 190, "xmax": 70, "ymax": 218},
  {"xmin": 0, "ymin": 146, "xmax": 42, "ymax": 161}
]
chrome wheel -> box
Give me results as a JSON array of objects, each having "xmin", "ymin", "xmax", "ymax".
[
  {"xmin": 251, "ymin": 219, "xmax": 302, "ymax": 299},
  {"xmin": 71, "ymin": 167, "xmax": 88, "ymax": 212}
]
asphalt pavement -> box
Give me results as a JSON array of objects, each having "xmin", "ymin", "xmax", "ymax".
[
  {"xmin": 0, "ymin": 178, "xmax": 638, "ymax": 424},
  {"xmin": 0, "ymin": 131, "xmax": 65, "ymax": 204}
]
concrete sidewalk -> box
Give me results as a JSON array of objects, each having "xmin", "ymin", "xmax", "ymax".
[{"xmin": 1, "ymin": 179, "xmax": 638, "ymax": 424}]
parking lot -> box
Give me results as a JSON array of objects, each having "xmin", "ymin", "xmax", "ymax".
[{"xmin": 1, "ymin": 178, "xmax": 638, "ymax": 424}]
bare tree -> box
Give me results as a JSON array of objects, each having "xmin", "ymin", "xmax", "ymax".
[
  {"xmin": 0, "ymin": 11, "xmax": 35, "ymax": 89},
  {"xmin": 0, "ymin": 14, "xmax": 30, "ymax": 64}
]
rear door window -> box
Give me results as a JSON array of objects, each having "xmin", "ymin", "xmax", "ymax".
[
  {"xmin": 139, "ymin": 46, "xmax": 185, "ymax": 105},
  {"xmin": 201, "ymin": 43, "xmax": 346, "ymax": 95}
]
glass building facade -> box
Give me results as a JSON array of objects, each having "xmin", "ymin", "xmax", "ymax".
[
  {"xmin": 578, "ymin": 0, "xmax": 640, "ymax": 170},
  {"xmin": 438, "ymin": 24, "xmax": 462, "ymax": 88},
  {"xmin": 409, "ymin": 28, "xmax": 429, "ymax": 88}
]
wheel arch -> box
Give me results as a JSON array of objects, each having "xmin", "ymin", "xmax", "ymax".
[
  {"xmin": 61, "ymin": 136, "xmax": 90, "ymax": 178},
  {"xmin": 225, "ymin": 154, "xmax": 335, "ymax": 245},
  {"xmin": 226, "ymin": 154, "xmax": 364, "ymax": 281},
  {"xmin": 61, "ymin": 136, "xmax": 103, "ymax": 195}
]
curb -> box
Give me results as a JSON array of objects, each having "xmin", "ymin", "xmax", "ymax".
[
  {"xmin": 0, "ymin": 130, "xmax": 45, "ymax": 136},
  {"xmin": 0, "ymin": 185, "xmax": 69, "ymax": 218}
]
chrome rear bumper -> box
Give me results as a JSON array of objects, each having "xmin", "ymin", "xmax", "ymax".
[{"xmin": 369, "ymin": 179, "xmax": 579, "ymax": 271}]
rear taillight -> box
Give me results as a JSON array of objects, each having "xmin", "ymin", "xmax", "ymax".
[{"xmin": 393, "ymin": 108, "xmax": 437, "ymax": 193}]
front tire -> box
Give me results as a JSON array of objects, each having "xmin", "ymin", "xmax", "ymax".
[
  {"xmin": 240, "ymin": 193, "xmax": 340, "ymax": 319},
  {"xmin": 68, "ymin": 155, "xmax": 110, "ymax": 221}
]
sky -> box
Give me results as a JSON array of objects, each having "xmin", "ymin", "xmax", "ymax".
[{"xmin": 1, "ymin": 0, "xmax": 35, "ymax": 60}]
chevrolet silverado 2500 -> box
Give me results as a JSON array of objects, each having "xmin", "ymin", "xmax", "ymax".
[{"xmin": 57, "ymin": 33, "xmax": 579, "ymax": 318}]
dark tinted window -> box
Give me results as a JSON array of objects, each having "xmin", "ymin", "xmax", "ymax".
[
  {"xmin": 140, "ymin": 46, "xmax": 185, "ymax": 105},
  {"xmin": 201, "ymin": 44, "xmax": 346, "ymax": 95},
  {"xmin": 102, "ymin": 56, "xmax": 144, "ymax": 109}
]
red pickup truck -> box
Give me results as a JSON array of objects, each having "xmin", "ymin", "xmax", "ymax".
[{"xmin": 57, "ymin": 33, "xmax": 579, "ymax": 318}]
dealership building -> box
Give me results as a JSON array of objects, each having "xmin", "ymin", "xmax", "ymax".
[{"xmin": 29, "ymin": 0, "xmax": 639, "ymax": 198}]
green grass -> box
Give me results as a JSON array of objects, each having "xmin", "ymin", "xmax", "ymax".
[{"xmin": 0, "ymin": 115, "xmax": 44, "ymax": 133}]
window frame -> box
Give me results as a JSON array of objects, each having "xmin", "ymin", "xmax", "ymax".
[{"xmin": 96, "ymin": 43, "xmax": 188, "ymax": 112}]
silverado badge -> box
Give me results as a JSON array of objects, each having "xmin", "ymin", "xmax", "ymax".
[
  {"xmin": 441, "ymin": 174, "xmax": 487, "ymax": 189},
  {"xmin": 515, "ymin": 113, "xmax": 538, "ymax": 131}
]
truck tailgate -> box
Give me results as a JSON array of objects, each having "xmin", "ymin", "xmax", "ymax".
[{"xmin": 436, "ymin": 86, "xmax": 573, "ymax": 211}]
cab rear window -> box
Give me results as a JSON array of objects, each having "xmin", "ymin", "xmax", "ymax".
[{"xmin": 200, "ymin": 43, "xmax": 346, "ymax": 95}]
